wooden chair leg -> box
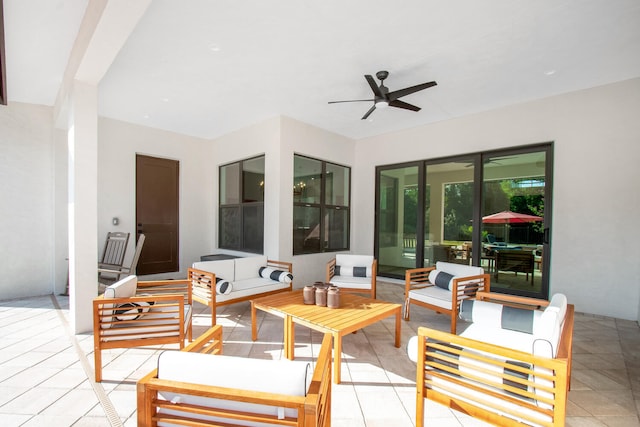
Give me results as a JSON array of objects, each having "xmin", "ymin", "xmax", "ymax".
[{"xmin": 94, "ymin": 350, "xmax": 102, "ymax": 382}]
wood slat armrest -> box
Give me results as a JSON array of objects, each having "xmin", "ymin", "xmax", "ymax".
[
  {"xmin": 404, "ymin": 266, "xmax": 436, "ymax": 294},
  {"xmin": 475, "ymin": 291, "xmax": 549, "ymax": 309},
  {"xmin": 93, "ymin": 290, "xmax": 192, "ymax": 382},
  {"xmin": 451, "ymin": 273, "xmax": 491, "ymax": 300},
  {"xmin": 182, "ymin": 325, "xmax": 224, "ymax": 354},
  {"xmin": 267, "ymin": 259, "xmax": 293, "ymax": 273},
  {"xmin": 136, "ymin": 278, "xmax": 192, "ymax": 306},
  {"xmin": 326, "ymin": 258, "xmax": 337, "ymax": 282}
]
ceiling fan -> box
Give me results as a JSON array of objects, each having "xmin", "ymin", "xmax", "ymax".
[{"xmin": 328, "ymin": 71, "xmax": 437, "ymax": 120}]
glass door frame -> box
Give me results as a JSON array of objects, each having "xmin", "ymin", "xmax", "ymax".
[
  {"xmin": 374, "ymin": 161, "xmax": 425, "ymax": 275},
  {"xmin": 478, "ymin": 143, "xmax": 553, "ymax": 299},
  {"xmin": 374, "ymin": 142, "xmax": 553, "ymax": 300}
]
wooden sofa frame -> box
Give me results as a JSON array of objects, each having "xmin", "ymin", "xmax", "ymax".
[
  {"xmin": 414, "ymin": 292, "xmax": 574, "ymax": 427},
  {"xmin": 92, "ymin": 279, "xmax": 193, "ymax": 382},
  {"xmin": 137, "ymin": 325, "xmax": 333, "ymax": 427},
  {"xmin": 404, "ymin": 266, "xmax": 490, "ymax": 333},
  {"xmin": 189, "ymin": 259, "xmax": 293, "ymax": 326}
]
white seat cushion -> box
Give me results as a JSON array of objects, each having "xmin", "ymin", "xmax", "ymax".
[
  {"xmin": 214, "ymin": 279, "xmax": 289, "ymax": 303},
  {"xmin": 335, "ymin": 254, "xmax": 374, "ymax": 277},
  {"xmin": 408, "ymin": 286, "xmax": 452, "ymax": 310},
  {"xmin": 329, "ymin": 276, "xmax": 372, "ymax": 290},
  {"xmin": 156, "ymin": 350, "xmax": 310, "ymax": 421}
]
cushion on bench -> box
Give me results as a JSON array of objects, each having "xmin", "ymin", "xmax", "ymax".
[
  {"xmin": 259, "ymin": 266, "xmax": 293, "ymax": 283},
  {"xmin": 335, "ymin": 254, "xmax": 373, "ymax": 278},
  {"xmin": 460, "ymin": 294, "xmax": 567, "ymax": 358},
  {"xmin": 192, "ymin": 260, "xmax": 235, "ymax": 283},
  {"xmin": 234, "ymin": 255, "xmax": 268, "ymax": 281},
  {"xmin": 459, "ymin": 299, "xmax": 544, "ymax": 334},
  {"xmin": 408, "ymin": 286, "xmax": 453, "ymax": 310},
  {"xmin": 429, "ymin": 262, "xmax": 484, "ymax": 291},
  {"xmin": 156, "ymin": 350, "xmax": 310, "ymax": 421},
  {"xmin": 208, "ymin": 280, "xmax": 290, "ymax": 303},
  {"xmin": 102, "ymin": 275, "xmax": 138, "ymax": 329},
  {"xmin": 104, "ymin": 275, "xmax": 138, "ymax": 299}
]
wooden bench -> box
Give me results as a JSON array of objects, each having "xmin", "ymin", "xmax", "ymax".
[
  {"xmin": 137, "ymin": 325, "xmax": 332, "ymax": 427},
  {"xmin": 190, "ymin": 256, "xmax": 293, "ymax": 326}
]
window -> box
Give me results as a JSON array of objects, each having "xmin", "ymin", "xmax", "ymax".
[
  {"xmin": 293, "ymin": 155, "xmax": 350, "ymax": 254},
  {"xmin": 219, "ymin": 156, "xmax": 264, "ymax": 253}
]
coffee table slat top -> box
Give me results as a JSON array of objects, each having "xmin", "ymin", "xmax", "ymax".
[{"xmin": 252, "ymin": 290, "xmax": 400, "ymax": 332}]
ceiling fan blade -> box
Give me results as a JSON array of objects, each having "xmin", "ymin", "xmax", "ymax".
[
  {"xmin": 361, "ymin": 105, "xmax": 376, "ymax": 120},
  {"xmin": 328, "ymin": 99, "xmax": 374, "ymax": 104},
  {"xmin": 365, "ymin": 75, "xmax": 384, "ymax": 98},
  {"xmin": 387, "ymin": 81, "xmax": 437, "ymax": 101},
  {"xmin": 389, "ymin": 99, "xmax": 421, "ymax": 112}
]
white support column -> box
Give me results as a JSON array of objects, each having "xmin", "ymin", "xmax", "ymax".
[{"xmin": 68, "ymin": 81, "xmax": 98, "ymax": 334}]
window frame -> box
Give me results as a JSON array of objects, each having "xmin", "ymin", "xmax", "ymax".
[
  {"xmin": 293, "ymin": 154, "xmax": 351, "ymax": 255},
  {"xmin": 218, "ymin": 155, "xmax": 265, "ymax": 253}
]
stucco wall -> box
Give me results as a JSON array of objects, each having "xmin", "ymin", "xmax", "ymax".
[
  {"xmin": 210, "ymin": 116, "xmax": 356, "ymax": 287},
  {"xmin": 0, "ymin": 103, "xmax": 55, "ymax": 299},
  {"xmin": 97, "ymin": 117, "xmax": 213, "ymax": 279}
]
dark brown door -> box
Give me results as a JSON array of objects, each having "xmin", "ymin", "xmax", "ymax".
[{"xmin": 136, "ymin": 154, "xmax": 179, "ymax": 275}]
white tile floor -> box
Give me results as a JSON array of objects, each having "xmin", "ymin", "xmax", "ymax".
[{"xmin": 1, "ymin": 282, "xmax": 639, "ymax": 426}]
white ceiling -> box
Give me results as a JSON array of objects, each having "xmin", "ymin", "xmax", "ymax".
[{"xmin": 4, "ymin": 0, "xmax": 640, "ymax": 140}]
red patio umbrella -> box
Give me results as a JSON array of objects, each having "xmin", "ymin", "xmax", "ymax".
[
  {"xmin": 482, "ymin": 210, "xmax": 543, "ymax": 224},
  {"xmin": 482, "ymin": 210, "xmax": 543, "ymax": 243}
]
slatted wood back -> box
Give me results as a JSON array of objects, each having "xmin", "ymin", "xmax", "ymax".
[{"xmin": 99, "ymin": 232, "xmax": 130, "ymax": 269}]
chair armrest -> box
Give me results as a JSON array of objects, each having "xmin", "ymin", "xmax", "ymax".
[
  {"xmin": 183, "ymin": 325, "xmax": 224, "ymax": 354},
  {"xmin": 450, "ymin": 273, "xmax": 491, "ymax": 307},
  {"xmin": 326, "ymin": 258, "xmax": 337, "ymax": 282},
  {"xmin": 267, "ymin": 259, "xmax": 293, "ymax": 273},
  {"xmin": 137, "ymin": 278, "xmax": 192, "ymax": 305},
  {"xmin": 404, "ymin": 266, "xmax": 436, "ymax": 295},
  {"xmin": 475, "ymin": 291, "xmax": 548, "ymax": 309},
  {"xmin": 93, "ymin": 293, "xmax": 188, "ymax": 332}
]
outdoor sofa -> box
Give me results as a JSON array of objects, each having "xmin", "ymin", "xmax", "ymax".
[
  {"xmin": 408, "ymin": 292, "xmax": 574, "ymax": 427},
  {"xmin": 190, "ymin": 255, "xmax": 293, "ymax": 326},
  {"xmin": 137, "ymin": 325, "xmax": 332, "ymax": 427}
]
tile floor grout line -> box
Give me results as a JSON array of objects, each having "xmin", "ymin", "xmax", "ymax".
[{"xmin": 50, "ymin": 294, "xmax": 123, "ymax": 427}]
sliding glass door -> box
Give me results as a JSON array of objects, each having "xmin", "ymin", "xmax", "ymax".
[
  {"xmin": 424, "ymin": 158, "xmax": 476, "ymax": 266},
  {"xmin": 375, "ymin": 163, "xmax": 421, "ymax": 276},
  {"xmin": 375, "ymin": 144, "xmax": 552, "ymax": 299},
  {"xmin": 481, "ymin": 148, "xmax": 551, "ymax": 296}
]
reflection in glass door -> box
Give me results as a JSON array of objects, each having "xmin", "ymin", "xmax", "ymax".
[
  {"xmin": 481, "ymin": 149, "xmax": 550, "ymax": 297},
  {"xmin": 376, "ymin": 164, "xmax": 420, "ymax": 277},
  {"xmin": 424, "ymin": 159, "xmax": 476, "ymax": 267}
]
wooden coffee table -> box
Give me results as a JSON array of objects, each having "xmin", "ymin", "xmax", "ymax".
[{"xmin": 251, "ymin": 289, "xmax": 401, "ymax": 383}]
